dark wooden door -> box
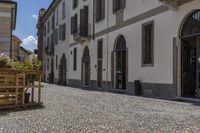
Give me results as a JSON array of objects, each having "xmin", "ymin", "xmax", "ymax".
[
  {"xmin": 116, "ymin": 50, "xmax": 126, "ymax": 90},
  {"xmin": 181, "ymin": 38, "xmax": 197, "ymax": 97},
  {"xmin": 84, "ymin": 61, "xmax": 90, "ymax": 85}
]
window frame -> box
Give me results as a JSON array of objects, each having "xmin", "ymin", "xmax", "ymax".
[
  {"xmin": 62, "ymin": 1, "xmax": 66, "ymax": 19},
  {"xmin": 47, "ymin": 21, "xmax": 50, "ymax": 33},
  {"xmin": 56, "ymin": 9, "xmax": 59, "ymax": 25},
  {"xmin": 71, "ymin": 14, "xmax": 78, "ymax": 35},
  {"xmin": 73, "ymin": 0, "xmax": 78, "ymax": 10},
  {"xmin": 95, "ymin": 0, "xmax": 105, "ymax": 22},
  {"xmin": 56, "ymin": 55, "xmax": 58, "ymax": 70},
  {"xmin": 97, "ymin": 38, "xmax": 103, "ymax": 59},
  {"xmin": 141, "ymin": 20, "xmax": 154, "ymax": 67},
  {"xmin": 113, "ymin": 0, "xmax": 126, "ymax": 14}
]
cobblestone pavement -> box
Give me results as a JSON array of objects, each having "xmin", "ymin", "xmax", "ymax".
[{"xmin": 0, "ymin": 83, "xmax": 200, "ymax": 133}]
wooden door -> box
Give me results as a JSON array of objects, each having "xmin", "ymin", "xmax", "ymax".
[
  {"xmin": 84, "ymin": 61, "xmax": 90, "ymax": 85},
  {"xmin": 116, "ymin": 50, "xmax": 126, "ymax": 90}
]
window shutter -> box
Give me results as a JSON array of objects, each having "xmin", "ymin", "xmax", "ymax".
[
  {"xmin": 55, "ymin": 29, "xmax": 58, "ymax": 44},
  {"xmin": 71, "ymin": 15, "xmax": 78, "ymax": 34},
  {"xmin": 59, "ymin": 25, "xmax": 62, "ymax": 40},
  {"xmin": 71, "ymin": 16, "xmax": 74, "ymax": 34},
  {"xmin": 62, "ymin": 23, "xmax": 66, "ymax": 41},
  {"xmin": 95, "ymin": 0, "xmax": 99, "ymax": 21},
  {"xmin": 80, "ymin": 6, "xmax": 88, "ymax": 36},
  {"xmin": 74, "ymin": 14, "xmax": 78, "ymax": 34},
  {"xmin": 80, "ymin": 9, "xmax": 84, "ymax": 36},
  {"xmin": 101, "ymin": 0, "xmax": 105, "ymax": 19},
  {"xmin": 113, "ymin": 0, "xmax": 116, "ymax": 12}
]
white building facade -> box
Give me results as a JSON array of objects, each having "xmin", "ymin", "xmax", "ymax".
[{"xmin": 39, "ymin": 0, "xmax": 200, "ymax": 99}]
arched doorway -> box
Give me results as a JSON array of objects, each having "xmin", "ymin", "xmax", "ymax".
[
  {"xmin": 82, "ymin": 46, "xmax": 90, "ymax": 85},
  {"xmin": 114, "ymin": 35, "xmax": 127, "ymax": 90},
  {"xmin": 58, "ymin": 54, "xmax": 67, "ymax": 85},
  {"xmin": 180, "ymin": 10, "xmax": 200, "ymax": 97}
]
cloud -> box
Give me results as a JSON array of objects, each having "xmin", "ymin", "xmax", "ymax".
[
  {"xmin": 21, "ymin": 35, "xmax": 38, "ymax": 51},
  {"xmin": 32, "ymin": 14, "xmax": 38, "ymax": 20}
]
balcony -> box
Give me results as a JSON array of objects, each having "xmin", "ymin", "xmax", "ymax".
[
  {"xmin": 73, "ymin": 24, "xmax": 91, "ymax": 44},
  {"xmin": 159, "ymin": 0, "xmax": 193, "ymax": 11}
]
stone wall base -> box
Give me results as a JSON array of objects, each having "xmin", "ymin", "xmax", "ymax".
[{"xmin": 66, "ymin": 79, "xmax": 176, "ymax": 99}]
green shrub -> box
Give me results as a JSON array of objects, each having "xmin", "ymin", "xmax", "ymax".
[{"xmin": 11, "ymin": 57, "xmax": 41, "ymax": 71}]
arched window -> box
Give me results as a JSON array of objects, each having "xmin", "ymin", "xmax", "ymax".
[
  {"xmin": 115, "ymin": 35, "xmax": 126, "ymax": 51},
  {"xmin": 181, "ymin": 10, "xmax": 200, "ymax": 38}
]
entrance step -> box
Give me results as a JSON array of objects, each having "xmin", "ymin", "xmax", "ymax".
[{"xmin": 176, "ymin": 97, "xmax": 200, "ymax": 102}]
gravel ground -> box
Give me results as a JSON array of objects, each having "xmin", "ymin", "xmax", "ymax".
[{"xmin": 0, "ymin": 83, "xmax": 200, "ymax": 133}]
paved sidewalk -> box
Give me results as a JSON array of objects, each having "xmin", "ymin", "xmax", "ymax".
[{"xmin": 0, "ymin": 83, "xmax": 200, "ymax": 133}]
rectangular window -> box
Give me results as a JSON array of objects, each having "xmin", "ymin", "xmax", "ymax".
[
  {"xmin": 95, "ymin": 0, "xmax": 105, "ymax": 22},
  {"xmin": 59, "ymin": 25, "xmax": 62, "ymax": 40},
  {"xmin": 54, "ymin": 28, "xmax": 58, "ymax": 44},
  {"xmin": 47, "ymin": 37, "xmax": 50, "ymax": 48},
  {"xmin": 80, "ymin": 6, "xmax": 89, "ymax": 36},
  {"xmin": 56, "ymin": 55, "xmax": 58, "ymax": 69},
  {"xmin": 142, "ymin": 21, "xmax": 154, "ymax": 66},
  {"xmin": 47, "ymin": 21, "xmax": 50, "ymax": 33},
  {"xmin": 97, "ymin": 39, "xmax": 103, "ymax": 59},
  {"xmin": 73, "ymin": 48, "xmax": 77, "ymax": 71},
  {"xmin": 51, "ymin": 15, "xmax": 55, "ymax": 30},
  {"xmin": 62, "ymin": 23, "xmax": 66, "ymax": 41},
  {"xmin": 56, "ymin": 9, "xmax": 59, "ymax": 25},
  {"xmin": 62, "ymin": 2, "xmax": 65, "ymax": 19},
  {"xmin": 44, "ymin": 25, "xmax": 46, "ymax": 36},
  {"xmin": 50, "ymin": 34, "xmax": 54, "ymax": 54},
  {"xmin": 71, "ymin": 14, "xmax": 78, "ymax": 34},
  {"xmin": 113, "ymin": 0, "xmax": 125, "ymax": 13},
  {"xmin": 59, "ymin": 24, "xmax": 66, "ymax": 41}
]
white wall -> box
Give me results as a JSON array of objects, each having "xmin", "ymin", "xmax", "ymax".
[
  {"xmin": 43, "ymin": 0, "xmax": 200, "ymax": 86},
  {"xmin": 69, "ymin": 0, "xmax": 200, "ymax": 85}
]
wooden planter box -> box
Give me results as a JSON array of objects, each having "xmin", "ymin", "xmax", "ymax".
[{"xmin": 0, "ymin": 69, "xmax": 43, "ymax": 110}]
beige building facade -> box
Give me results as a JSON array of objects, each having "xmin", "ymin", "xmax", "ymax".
[
  {"xmin": 39, "ymin": 0, "xmax": 200, "ymax": 99},
  {"xmin": 0, "ymin": 0, "xmax": 17, "ymax": 57},
  {"xmin": 11, "ymin": 35, "xmax": 22, "ymax": 60}
]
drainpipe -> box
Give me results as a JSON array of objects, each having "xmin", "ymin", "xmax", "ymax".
[
  {"xmin": 106, "ymin": 0, "xmax": 109, "ymax": 91},
  {"xmin": 92, "ymin": 0, "xmax": 95, "ymax": 40}
]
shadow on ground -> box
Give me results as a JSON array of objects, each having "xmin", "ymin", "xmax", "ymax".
[{"xmin": 0, "ymin": 105, "xmax": 45, "ymax": 117}]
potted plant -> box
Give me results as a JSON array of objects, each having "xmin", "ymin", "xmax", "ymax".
[{"xmin": 0, "ymin": 53, "xmax": 12, "ymax": 68}]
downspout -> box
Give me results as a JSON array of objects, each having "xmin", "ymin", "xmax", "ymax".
[
  {"xmin": 92, "ymin": 0, "xmax": 95, "ymax": 40},
  {"xmin": 106, "ymin": 0, "xmax": 109, "ymax": 91}
]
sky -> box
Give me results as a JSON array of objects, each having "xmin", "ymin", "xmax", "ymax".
[{"xmin": 13, "ymin": 0, "xmax": 53, "ymax": 51}]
